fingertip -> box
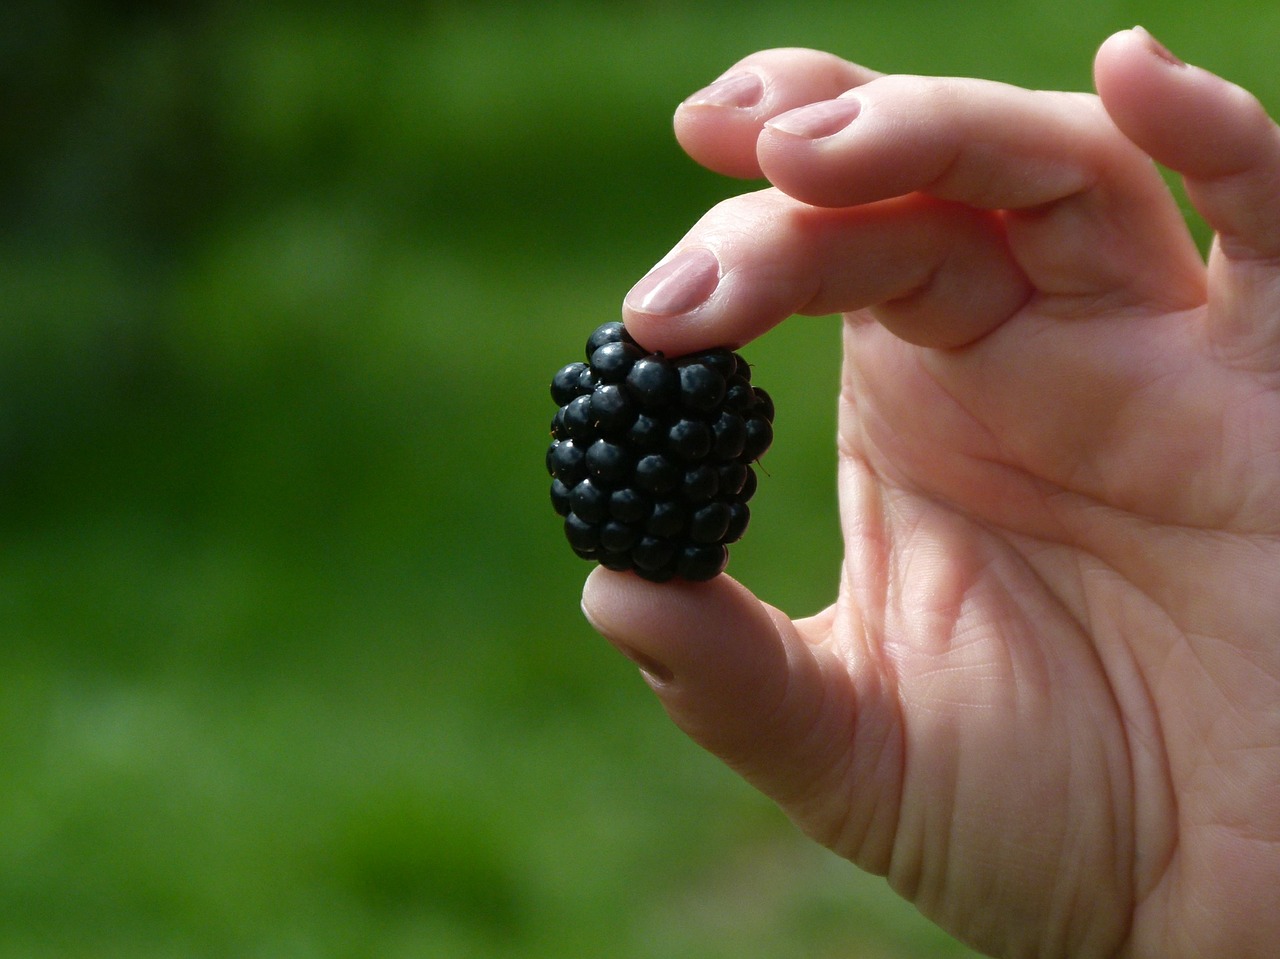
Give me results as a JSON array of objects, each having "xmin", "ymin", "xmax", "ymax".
[
  {"xmin": 580, "ymin": 565, "xmax": 796, "ymax": 738},
  {"xmin": 673, "ymin": 48, "xmax": 883, "ymax": 182},
  {"xmin": 674, "ymin": 70, "xmax": 770, "ymax": 180},
  {"xmin": 1094, "ymin": 27, "xmax": 1184, "ymax": 81},
  {"xmin": 1092, "ymin": 28, "xmax": 1174, "ymax": 116},
  {"xmin": 756, "ymin": 101, "xmax": 871, "ymax": 209},
  {"xmin": 1095, "ymin": 26, "xmax": 1269, "ymax": 180},
  {"xmin": 622, "ymin": 246, "xmax": 721, "ymax": 327},
  {"xmin": 1093, "ymin": 26, "xmax": 1151, "ymax": 69},
  {"xmin": 581, "ymin": 565, "xmax": 782, "ymax": 677},
  {"xmin": 1095, "ymin": 27, "xmax": 1280, "ymax": 260},
  {"xmin": 580, "ymin": 566, "xmax": 679, "ymax": 683},
  {"xmin": 619, "ymin": 216, "xmax": 779, "ymax": 357}
]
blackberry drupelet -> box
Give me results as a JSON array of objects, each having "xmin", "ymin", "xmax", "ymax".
[{"xmin": 547, "ymin": 321, "xmax": 774, "ymax": 582}]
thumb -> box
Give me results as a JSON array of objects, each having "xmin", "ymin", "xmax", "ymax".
[{"xmin": 581, "ymin": 567, "xmax": 882, "ymax": 833}]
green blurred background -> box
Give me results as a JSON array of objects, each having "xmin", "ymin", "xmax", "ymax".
[{"xmin": 0, "ymin": 1, "xmax": 1273, "ymax": 956}]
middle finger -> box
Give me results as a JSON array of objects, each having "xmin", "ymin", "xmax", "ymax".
[{"xmin": 756, "ymin": 75, "xmax": 1206, "ymax": 307}]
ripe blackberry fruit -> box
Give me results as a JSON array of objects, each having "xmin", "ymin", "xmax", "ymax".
[{"xmin": 547, "ymin": 321, "xmax": 773, "ymax": 582}]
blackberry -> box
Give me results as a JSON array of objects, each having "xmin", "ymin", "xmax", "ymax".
[{"xmin": 546, "ymin": 321, "xmax": 774, "ymax": 582}]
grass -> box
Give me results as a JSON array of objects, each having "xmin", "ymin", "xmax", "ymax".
[{"xmin": 1, "ymin": 0, "xmax": 1276, "ymax": 955}]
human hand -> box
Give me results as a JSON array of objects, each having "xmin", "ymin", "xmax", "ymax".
[{"xmin": 581, "ymin": 29, "xmax": 1280, "ymax": 959}]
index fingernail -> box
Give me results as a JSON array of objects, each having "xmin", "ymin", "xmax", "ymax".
[{"xmin": 625, "ymin": 248, "xmax": 721, "ymax": 317}]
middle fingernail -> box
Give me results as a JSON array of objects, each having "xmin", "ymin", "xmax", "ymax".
[{"xmin": 765, "ymin": 97, "xmax": 863, "ymax": 139}]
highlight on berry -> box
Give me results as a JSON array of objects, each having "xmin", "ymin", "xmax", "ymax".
[{"xmin": 546, "ymin": 321, "xmax": 774, "ymax": 582}]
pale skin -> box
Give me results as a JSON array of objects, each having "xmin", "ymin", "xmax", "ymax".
[{"xmin": 579, "ymin": 29, "xmax": 1280, "ymax": 959}]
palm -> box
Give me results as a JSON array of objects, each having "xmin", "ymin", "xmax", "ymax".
[
  {"xmin": 584, "ymin": 32, "xmax": 1280, "ymax": 959},
  {"xmin": 834, "ymin": 296, "xmax": 1280, "ymax": 953}
]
